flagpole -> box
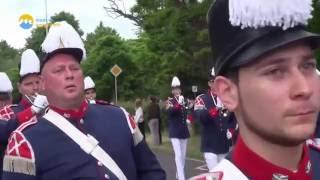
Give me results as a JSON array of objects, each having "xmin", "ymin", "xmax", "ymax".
[{"xmin": 45, "ymin": 0, "xmax": 48, "ymax": 34}]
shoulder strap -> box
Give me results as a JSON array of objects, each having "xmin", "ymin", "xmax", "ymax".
[{"xmin": 43, "ymin": 109, "xmax": 127, "ymax": 180}]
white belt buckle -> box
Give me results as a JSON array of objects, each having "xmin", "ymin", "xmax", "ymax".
[{"xmin": 82, "ymin": 134, "xmax": 99, "ymax": 154}]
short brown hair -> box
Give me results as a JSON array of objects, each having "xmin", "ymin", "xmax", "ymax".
[{"xmin": 135, "ymin": 98, "xmax": 142, "ymax": 107}]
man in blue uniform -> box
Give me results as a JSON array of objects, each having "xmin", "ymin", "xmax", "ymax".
[
  {"xmin": 0, "ymin": 50, "xmax": 48, "ymax": 143},
  {"xmin": 194, "ymin": 67, "xmax": 236, "ymax": 170},
  {"xmin": 13, "ymin": 49, "xmax": 42, "ymax": 114},
  {"xmin": 166, "ymin": 76, "xmax": 190, "ymax": 180},
  {"xmin": 191, "ymin": 0, "xmax": 320, "ymax": 179},
  {"xmin": 2, "ymin": 21, "xmax": 165, "ymax": 180},
  {"xmin": 0, "ymin": 72, "xmax": 47, "ymax": 180},
  {"xmin": 84, "ymin": 76, "xmax": 109, "ymax": 105}
]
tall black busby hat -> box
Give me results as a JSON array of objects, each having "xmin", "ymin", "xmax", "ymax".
[{"xmin": 208, "ymin": 0, "xmax": 320, "ymax": 75}]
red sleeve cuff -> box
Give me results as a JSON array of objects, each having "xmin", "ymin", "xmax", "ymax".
[
  {"xmin": 16, "ymin": 108, "xmax": 34, "ymax": 124},
  {"xmin": 187, "ymin": 114, "xmax": 194, "ymax": 123}
]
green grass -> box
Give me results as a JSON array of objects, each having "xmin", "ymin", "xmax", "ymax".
[{"xmin": 145, "ymin": 129, "xmax": 203, "ymax": 160}]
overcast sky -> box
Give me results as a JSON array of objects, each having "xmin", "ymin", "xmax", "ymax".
[{"xmin": 0, "ymin": 0, "xmax": 138, "ymax": 49}]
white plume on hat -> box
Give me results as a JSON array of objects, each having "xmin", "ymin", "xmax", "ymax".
[
  {"xmin": 20, "ymin": 49, "xmax": 40, "ymax": 77},
  {"xmin": 84, "ymin": 76, "xmax": 95, "ymax": 90},
  {"xmin": 211, "ymin": 67, "xmax": 215, "ymax": 76},
  {"xmin": 229, "ymin": 0, "xmax": 313, "ymax": 30},
  {"xmin": 41, "ymin": 21, "xmax": 86, "ymax": 59},
  {"xmin": 0, "ymin": 72, "xmax": 13, "ymax": 93},
  {"xmin": 171, "ymin": 76, "xmax": 181, "ymax": 87},
  {"xmin": 317, "ymin": 69, "xmax": 320, "ymax": 76}
]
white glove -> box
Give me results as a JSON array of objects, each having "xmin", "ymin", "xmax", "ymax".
[
  {"xmin": 31, "ymin": 94, "xmax": 49, "ymax": 113},
  {"xmin": 89, "ymin": 99, "xmax": 96, "ymax": 104},
  {"xmin": 226, "ymin": 129, "xmax": 232, "ymax": 140},
  {"xmin": 216, "ymin": 97, "xmax": 224, "ymax": 108},
  {"xmin": 178, "ymin": 95, "xmax": 184, "ymax": 105}
]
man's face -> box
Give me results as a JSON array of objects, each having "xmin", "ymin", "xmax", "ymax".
[
  {"xmin": 172, "ymin": 87, "xmax": 181, "ymax": 96},
  {"xmin": 41, "ymin": 54, "xmax": 84, "ymax": 108},
  {"xmin": 215, "ymin": 43, "xmax": 320, "ymax": 146},
  {"xmin": 85, "ymin": 88, "xmax": 96, "ymax": 100},
  {"xmin": 0, "ymin": 93, "xmax": 12, "ymax": 108},
  {"xmin": 18, "ymin": 74, "xmax": 41, "ymax": 100}
]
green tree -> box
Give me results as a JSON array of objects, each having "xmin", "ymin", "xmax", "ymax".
[
  {"xmin": 104, "ymin": 0, "xmax": 213, "ymax": 98},
  {"xmin": 83, "ymin": 25, "xmax": 139, "ymax": 101},
  {"xmin": 309, "ymin": 0, "xmax": 320, "ymax": 64},
  {"xmin": 0, "ymin": 40, "xmax": 20, "ymax": 102},
  {"xmin": 85, "ymin": 22, "xmax": 118, "ymax": 54},
  {"xmin": 0, "ymin": 41, "xmax": 20, "ymax": 72},
  {"xmin": 6, "ymin": 67, "xmax": 20, "ymax": 103},
  {"xmin": 50, "ymin": 11, "xmax": 84, "ymax": 36},
  {"xmin": 25, "ymin": 28, "xmax": 46, "ymax": 56}
]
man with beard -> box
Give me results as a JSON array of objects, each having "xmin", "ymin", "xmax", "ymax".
[{"xmin": 191, "ymin": 0, "xmax": 320, "ymax": 179}]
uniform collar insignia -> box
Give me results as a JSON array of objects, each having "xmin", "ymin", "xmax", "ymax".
[
  {"xmin": 50, "ymin": 101, "xmax": 88, "ymax": 121},
  {"xmin": 232, "ymin": 136, "xmax": 312, "ymax": 179}
]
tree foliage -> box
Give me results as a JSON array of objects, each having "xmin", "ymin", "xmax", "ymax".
[
  {"xmin": 3, "ymin": 1, "xmax": 320, "ymax": 102},
  {"xmin": 0, "ymin": 41, "xmax": 20, "ymax": 72},
  {"xmin": 105, "ymin": 0, "xmax": 213, "ymax": 98},
  {"xmin": 83, "ymin": 25, "xmax": 139, "ymax": 101}
]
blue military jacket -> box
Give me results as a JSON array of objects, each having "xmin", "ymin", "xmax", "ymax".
[
  {"xmin": 166, "ymin": 96, "xmax": 190, "ymax": 139},
  {"xmin": 0, "ymin": 100, "xmax": 34, "ymax": 180},
  {"xmin": 314, "ymin": 113, "xmax": 320, "ymax": 138},
  {"xmin": 194, "ymin": 92, "xmax": 236, "ymax": 154},
  {"xmin": 2, "ymin": 103, "xmax": 166, "ymax": 180}
]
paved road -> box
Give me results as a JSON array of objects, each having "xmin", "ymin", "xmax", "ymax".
[{"xmin": 153, "ymin": 149, "xmax": 208, "ymax": 179}]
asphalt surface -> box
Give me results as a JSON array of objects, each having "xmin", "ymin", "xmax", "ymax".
[{"xmin": 153, "ymin": 149, "xmax": 208, "ymax": 180}]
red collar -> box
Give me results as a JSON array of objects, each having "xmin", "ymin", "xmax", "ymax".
[
  {"xmin": 49, "ymin": 101, "xmax": 88, "ymax": 121},
  {"xmin": 232, "ymin": 136, "xmax": 312, "ymax": 180},
  {"xmin": 19, "ymin": 98, "xmax": 32, "ymax": 109}
]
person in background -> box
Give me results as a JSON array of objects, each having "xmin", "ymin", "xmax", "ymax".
[
  {"xmin": 14, "ymin": 49, "xmax": 42, "ymax": 114},
  {"xmin": 166, "ymin": 76, "xmax": 190, "ymax": 180},
  {"xmin": 0, "ymin": 72, "xmax": 48, "ymax": 179},
  {"xmin": 84, "ymin": 76, "xmax": 109, "ymax": 105},
  {"xmin": 0, "ymin": 50, "xmax": 48, "ymax": 141},
  {"xmin": 194, "ymin": 67, "xmax": 235, "ymax": 170},
  {"xmin": 0, "ymin": 73, "xmax": 13, "ymax": 109},
  {"xmin": 147, "ymin": 96, "xmax": 161, "ymax": 145},
  {"xmin": 135, "ymin": 98, "xmax": 145, "ymax": 137}
]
